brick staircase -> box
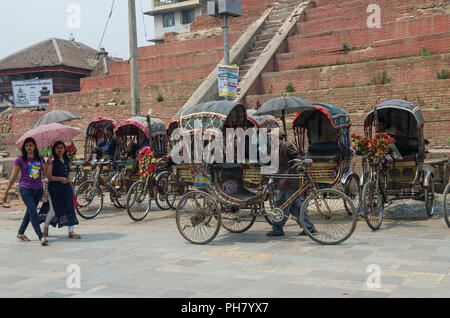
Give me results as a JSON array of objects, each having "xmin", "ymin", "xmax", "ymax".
[
  {"xmin": 1, "ymin": 0, "xmax": 446, "ymax": 157},
  {"xmin": 243, "ymin": 0, "xmax": 450, "ymax": 148}
]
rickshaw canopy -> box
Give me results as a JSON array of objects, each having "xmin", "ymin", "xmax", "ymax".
[
  {"xmin": 246, "ymin": 109, "xmax": 279, "ymax": 129},
  {"xmin": 85, "ymin": 117, "xmax": 118, "ymax": 136},
  {"xmin": 293, "ymin": 103, "xmax": 351, "ymax": 155},
  {"xmin": 364, "ymin": 99, "xmax": 425, "ymax": 128},
  {"xmin": 179, "ymin": 101, "xmax": 247, "ymax": 134},
  {"xmin": 117, "ymin": 116, "xmax": 166, "ymax": 139}
]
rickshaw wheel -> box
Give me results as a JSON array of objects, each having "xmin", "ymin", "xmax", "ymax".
[
  {"xmin": 361, "ymin": 181, "xmax": 384, "ymax": 231},
  {"xmin": 263, "ymin": 181, "xmax": 279, "ymax": 225},
  {"xmin": 176, "ymin": 191, "xmax": 221, "ymax": 245},
  {"xmin": 424, "ymin": 175, "xmax": 435, "ymax": 217},
  {"xmin": 167, "ymin": 178, "xmax": 185, "ymax": 210},
  {"xmin": 221, "ymin": 204, "xmax": 258, "ymax": 233},
  {"xmin": 300, "ymin": 188, "xmax": 357, "ymax": 245},
  {"xmin": 110, "ymin": 193, "xmax": 121, "ymax": 208},
  {"xmin": 75, "ymin": 181, "xmax": 103, "ymax": 219},
  {"xmin": 155, "ymin": 172, "xmax": 170, "ymax": 210},
  {"xmin": 443, "ymin": 183, "xmax": 450, "ymax": 229},
  {"xmin": 343, "ymin": 174, "xmax": 361, "ymax": 215},
  {"xmin": 126, "ymin": 181, "xmax": 151, "ymax": 222}
]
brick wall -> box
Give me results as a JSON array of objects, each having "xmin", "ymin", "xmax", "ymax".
[
  {"xmin": 1, "ymin": 0, "xmax": 449, "ymax": 153},
  {"xmin": 246, "ymin": 79, "xmax": 450, "ymax": 148}
]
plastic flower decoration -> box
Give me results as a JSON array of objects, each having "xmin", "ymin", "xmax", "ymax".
[
  {"xmin": 138, "ymin": 146, "xmax": 157, "ymax": 177},
  {"xmin": 66, "ymin": 142, "xmax": 77, "ymax": 162},
  {"xmin": 40, "ymin": 147, "xmax": 52, "ymax": 161},
  {"xmin": 351, "ymin": 133, "xmax": 395, "ymax": 162}
]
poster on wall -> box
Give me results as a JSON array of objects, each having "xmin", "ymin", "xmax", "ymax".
[
  {"xmin": 217, "ymin": 64, "xmax": 239, "ymax": 99},
  {"xmin": 12, "ymin": 79, "xmax": 53, "ymax": 108}
]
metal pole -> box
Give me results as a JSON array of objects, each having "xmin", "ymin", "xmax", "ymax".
[
  {"xmin": 128, "ymin": 0, "xmax": 140, "ymax": 115},
  {"xmin": 222, "ymin": 15, "xmax": 230, "ymax": 65}
]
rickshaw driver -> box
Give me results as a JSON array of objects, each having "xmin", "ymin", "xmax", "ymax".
[
  {"xmin": 86, "ymin": 124, "xmax": 117, "ymax": 162},
  {"xmin": 266, "ymin": 130, "xmax": 317, "ymax": 237}
]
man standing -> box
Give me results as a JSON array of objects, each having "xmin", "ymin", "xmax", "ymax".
[{"xmin": 266, "ymin": 130, "xmax": 316, "ymax": 237}]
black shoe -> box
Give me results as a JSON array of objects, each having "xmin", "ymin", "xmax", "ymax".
[
  {"xmin": 299, "ymin": 228, "xmax": 317, "ymax": 236},
  {"xmin": 266, "ymin": 231, "xmax": 285, "ymax": 237}
]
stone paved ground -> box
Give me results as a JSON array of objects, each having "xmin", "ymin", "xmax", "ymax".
[{"xmin": 0, "ymin": 194, "xmax": 449, "ymax": 298}]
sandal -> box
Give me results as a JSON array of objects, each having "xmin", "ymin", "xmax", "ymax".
[
  {"xmin": 42, "ymin": 226, "xmax": 49, "ymax": 238},
  {"xmin": 68, "ymin": 232, "xmax": 81, "ymax": 239},
  {"xmin": 2, "ymin": 200, "xmax": 10, "ymax": 208},
  {"xmin": 17, "ymin": 234, "xmax": 31, "ymax": 242},
  {"xmin": 40, "ymin": 237, "xmax": 48, "ymax": 246}
]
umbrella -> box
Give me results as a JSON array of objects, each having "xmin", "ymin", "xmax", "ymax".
[
  {"xmin": 254, "ymin": 96, "xmax": 314, "ymax": 140},
  {"xmin": 16, "ymin": 123, "xmax": 81, "ymax": 149},
  {"xmin": 33, "ymin": 110, "xmax": 81, "ymax": 128}
]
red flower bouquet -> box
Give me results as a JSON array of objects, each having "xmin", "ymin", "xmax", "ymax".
[
  {"xmin": 351, "ymin": 133, "xmax": 395, "ymax": 161},
  {"xmin": 138, "ymin": 146, "xmax": 157, "ymax": 177},
  {"xmin": 66, "ymin": 142, "xmax": 77, "ymax": 162}
]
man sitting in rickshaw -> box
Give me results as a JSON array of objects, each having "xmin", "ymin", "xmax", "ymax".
[
  {"xmin": 123, "ymin": 138, "xmax": 150, "ymax": 174},
  {"xmin": 266, "ymin": 130, "xmax": 317, "ymax": 237},
  {"xmin": 86, "ymin": 124, "xmax": 117, "ymax": 162}
]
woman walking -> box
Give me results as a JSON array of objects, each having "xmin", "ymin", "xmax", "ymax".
[
  {"xmin": 43, "ymin": 141, "xmax": 80, "ymax": 239},
  {"xmin": 2, "ymin": 137, "xmax": 48, "ymax": 245}
]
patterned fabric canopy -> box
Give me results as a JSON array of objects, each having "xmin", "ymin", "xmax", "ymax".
[
  {"xmin": 179, "ymin": 101, "xmax": 247, "ymax": 134},
  {"xmin": 293, "ymin": 103, "xmax": 352, "ymax": 157},
  {"xmin": 365, "ymin": 99, "xmax": 425, "ymax": 128},
  {"xmin": 246, "ymin": 109, "xmax": 279, "ymax": 129}
]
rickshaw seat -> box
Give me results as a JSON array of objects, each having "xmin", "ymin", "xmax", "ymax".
[
  {"xmin": 212, "ymin": 164, "xmax": 256, "ymax": 197},
  {"xmin": 307, "ymin": 142, "xmax": 340, "ymax": 156},
  {"xmin": 72, "ymin": 160, "xmax": 86, "ymax": 167},
  {"xmin": 305, "ymin": 153, "xmax": 339, "ymax": 163}
]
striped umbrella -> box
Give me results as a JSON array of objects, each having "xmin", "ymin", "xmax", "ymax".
[{"xmin": 16, "ymin": 123, "xmax": 81, "ymax": 149}]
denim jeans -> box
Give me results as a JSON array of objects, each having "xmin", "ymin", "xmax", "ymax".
[
  {"xmin": 272, "ymin": 189, "xmax": 315, "ymax": 234},
  {"xmin": 18, "ymin": 188, "xmax": 44, "ymax": 239}
]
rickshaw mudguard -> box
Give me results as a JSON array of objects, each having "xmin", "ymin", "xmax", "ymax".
[
  {"xmin": 340, "ymin": 170, "xmax": 358, "ymax": 185},
  {"xmin": 422, "ymin": 165, "xmax": 435, "ymax": 186}
]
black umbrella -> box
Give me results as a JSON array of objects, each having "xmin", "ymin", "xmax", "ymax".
[
  {"xmin": 254, "ymin": 96, "xmax": 314, "ymax": 140},
  {"xmin": 33, "ymin": 110, "xmax": 82, "ymax": 128}
]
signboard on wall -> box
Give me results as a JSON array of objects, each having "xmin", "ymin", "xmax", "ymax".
[
  {"xmin": 217, "ymin": 64, "xmax": 239, "ymax": 99},
  {"xmin": 12, "ymin": 79, "xmax": 53, "ymax": 108}
]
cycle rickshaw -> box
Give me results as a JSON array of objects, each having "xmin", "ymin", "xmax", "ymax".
[
  {"xmin": 116, "ymin": 116, "xmax": 170, "ymax": 220},
  {"xmin": 242, "ymin": 109, "xmax": 279, "ymax": 191},
  {"xmin": 71, "ymin": 117, "xmax": 119, "ymax": 186},
  {"xmin": 360, "ymin": 99, "xmax": 447, "ymax": 230},
  {"xmin": 292, "ymin": 103, "xmax": 361, "ymax": 211},
  {"xmin": 173, "ymin": 100, "xmax": 357, "ymax": 245}
]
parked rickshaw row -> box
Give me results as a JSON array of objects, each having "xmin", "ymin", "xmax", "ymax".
[{"xmin": 70, "ymin": 98, "xmax": 450, "ymax": 246}]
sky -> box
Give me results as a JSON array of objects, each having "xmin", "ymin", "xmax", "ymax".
[{"xmin": 0, "ymin": 0, "xmax": 155, "ymax": 60}]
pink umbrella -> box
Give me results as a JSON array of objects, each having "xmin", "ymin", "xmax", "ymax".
[{"xmin": 16, "ymin": 123, "xmax": 81, "ymax": 149}]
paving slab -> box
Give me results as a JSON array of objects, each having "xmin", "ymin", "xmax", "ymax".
[{"xmin": 0, "ymin": 198, "xmax": 448, "ymax": 298}]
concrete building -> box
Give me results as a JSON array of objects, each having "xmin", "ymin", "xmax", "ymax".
[{"xmin": 145, "ymin": 0, "xmax": 207, "ymax": 43}]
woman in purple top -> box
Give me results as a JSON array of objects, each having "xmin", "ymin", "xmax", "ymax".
[{"xmin": 2, "ymin": 137, "xmax": 48, "ymax": 246}]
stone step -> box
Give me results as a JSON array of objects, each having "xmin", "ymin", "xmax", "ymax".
[
  {"xmin": 268, "ymin": 11, "xmax": 291, "ymax": 21},
  {"xmin": 257, "ymin": 32, "xmax": 276, "ymax": 41},
  {"xmin": 265, "ymin": 19, "xmax": 283, "ymax": 27},
  {"xmin": 253, "ymin": 39, "xmax": 271, "ymax": 49},
  {"xmin": 243, "ymin": 56, "xmax": 257, "ymax": 64},
  {"xmin": 246, "ymin": 50, "xmax": 262, "ymax": 59}
]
